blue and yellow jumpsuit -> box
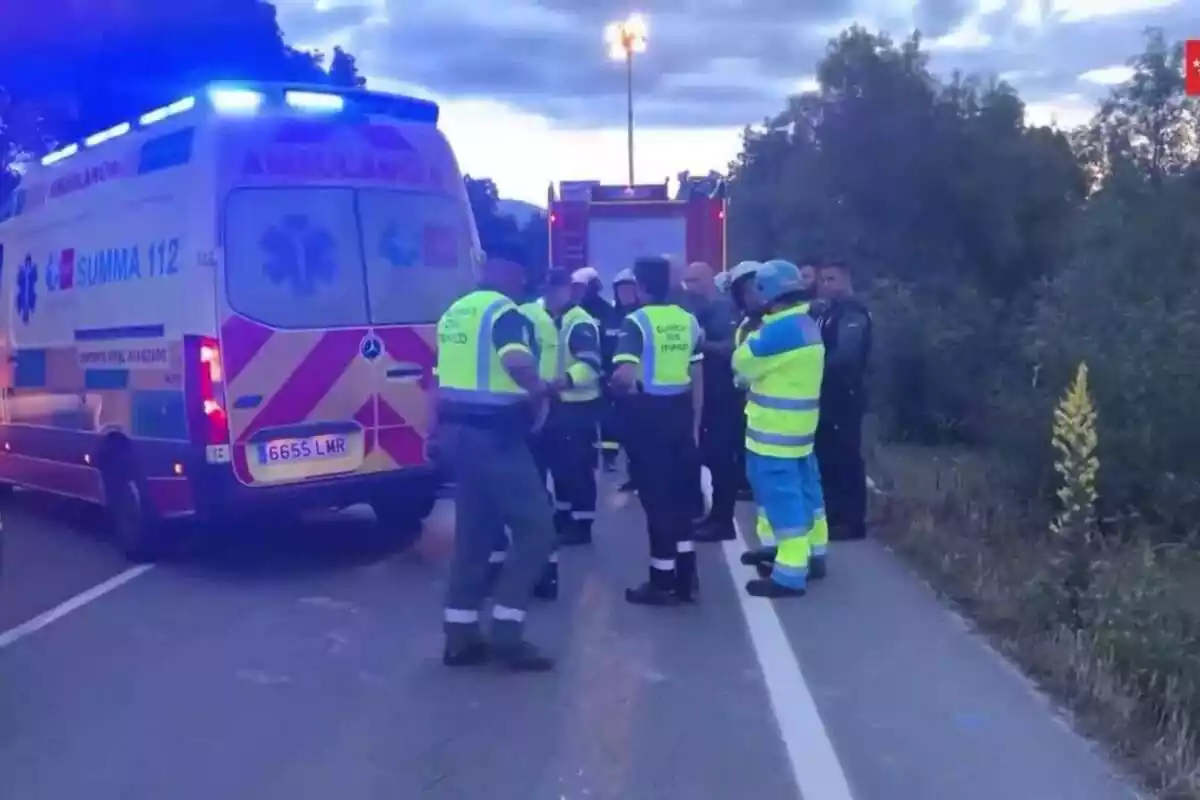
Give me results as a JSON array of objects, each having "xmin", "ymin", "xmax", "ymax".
[
  {"xmin": 732, "ymin": 303, "xmax": 826, "ymax": 597},
  {"xmin": 737, "ymin": 307, "xmax": 830, "ymax": 579}
]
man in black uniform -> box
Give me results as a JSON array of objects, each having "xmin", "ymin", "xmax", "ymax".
[
  {"xmin": 815, "ymin": 261, "xmax": 873, "ymax": 541},
  {"xmin": 611, "ymin": 256, "xmax": 704, "ymax": 605},
  {"xmin": 683, "ymin": 261, "xmax": 741, "ymax": 542}
]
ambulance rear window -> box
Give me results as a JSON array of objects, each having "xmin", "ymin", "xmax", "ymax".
[
  {"xmin": 358, "ymin": 188, "xmax": 475, "ymax": 325},
  {"xmin": 223, "ymin": 186, "xmax": 474, "ymax": 328},
  {"xmin": 225, "ymin": 187, "xmax": 369, "ymax": 329}
]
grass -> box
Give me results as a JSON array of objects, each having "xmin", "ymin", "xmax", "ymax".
[{"xmin": 869, "ymin": 443, "xmax": 1200, "ymax": 799}]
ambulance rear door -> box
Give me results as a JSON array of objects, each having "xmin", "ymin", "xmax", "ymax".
[{"xmin": 214, "ymin": 98, "xmax": 473, "ymax": 487}]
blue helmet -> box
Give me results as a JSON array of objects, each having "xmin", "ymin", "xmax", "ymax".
[{"xmin": 755, "ymin": 259, "xmax": 804, "ymax": 305}]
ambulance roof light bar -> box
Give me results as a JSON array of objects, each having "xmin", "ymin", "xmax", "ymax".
[{"xmin": 34, "ymin": 83, "xmax": 442, "ymax": 169}]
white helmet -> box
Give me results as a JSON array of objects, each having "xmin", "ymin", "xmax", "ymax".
[
  {"xmin": 571, "ymin": 266, "xmax": 599, "ymax": 285},
  {"xmin": 718, "ymin": 260, "xmax": 762, "ymax": 293},
  {"xmin": 613, "ymin": 268, "xmax": 636, "ymax": 286}
]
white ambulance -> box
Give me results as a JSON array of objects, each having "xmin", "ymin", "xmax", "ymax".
[{"xmin": 0, "ymin": 83, "xmax": 479, "ymax": 560}]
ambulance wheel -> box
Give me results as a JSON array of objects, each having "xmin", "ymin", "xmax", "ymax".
[
  {"xmin": 101, "ymin": 450, "xmax": 165, "ymax": 563},
  {"xmin": 371, "ymin": 484, "xmax": 437, "ymax": 550}
]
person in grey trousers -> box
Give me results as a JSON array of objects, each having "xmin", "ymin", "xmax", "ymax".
[{"xmin": 432, "ymin": 256, "xmax": 559, "ymax": 672}]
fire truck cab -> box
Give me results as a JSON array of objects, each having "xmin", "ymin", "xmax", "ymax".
[{"xmin": 547, "ymin": 174, "xmax": 727, "ymax": 290}]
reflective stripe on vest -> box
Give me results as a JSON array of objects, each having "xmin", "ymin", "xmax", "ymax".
[
  {"xmin": 630, "ymin": 306, "xmax": 698, "ymax": 396},
  {"xmin": 436, "ymin": 290, "xmax": 527, "ymax": 405}
]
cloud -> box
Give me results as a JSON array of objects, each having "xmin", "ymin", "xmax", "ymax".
[{"xmin": 278, "ymin": 0, "xmax": 1193, "ymax": 131}]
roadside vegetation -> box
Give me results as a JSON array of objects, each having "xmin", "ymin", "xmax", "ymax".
[{"xmin": 725, "ymin": 26, "xmax": 1200, "ymax": 797}]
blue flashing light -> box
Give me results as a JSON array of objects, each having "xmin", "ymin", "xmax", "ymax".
[
  {"xmin": 41, "ymin": 144, "xmax": 79, "ymax": 166},
  {"xmin": 285, "ymin": 90, "xmax": 345, "ymax": 112},
  {"xmin": 140, "ymin": 96, "xmax": 196, "ymax": 126},
  {"xmin": 208, "ymin": 87, "xmax": 263, "ymax": 113},
  {"xmin": 84, "ymin": 122, "xmax": 131, "ymax": 147}
]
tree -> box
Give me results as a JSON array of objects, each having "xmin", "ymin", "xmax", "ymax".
[
  {"xmin": 463, "ymin": 175, "xmax": 548, "ymax": 284},
  {"xmin": 327, "ymin": 46, "xmax": 367, "ymax": 89},
  {"xmin": 0, "ymin": 0, "xmax": 368, "ymax": 189},
  {"xmin": 1079, "ymin": 30, "xmax": 1196, "ymax": 188},
  {"xmin": 727, "ymin": 25, "xmax": 1085, "ymax": 444}
]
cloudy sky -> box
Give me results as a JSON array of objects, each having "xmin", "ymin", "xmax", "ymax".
[{"xmin": 279, "ymin": 0, "xmax": 1195, "ymax": 205}]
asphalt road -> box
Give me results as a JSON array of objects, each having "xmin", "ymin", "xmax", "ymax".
[{"xmin": 0, "ymin": 478, "xmax": 1147, "ymax": 800}]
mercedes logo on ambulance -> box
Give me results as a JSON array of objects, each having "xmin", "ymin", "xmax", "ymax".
[{"xmin": 360, "ymin": 333, "xmax": 383, "ymax": 361}]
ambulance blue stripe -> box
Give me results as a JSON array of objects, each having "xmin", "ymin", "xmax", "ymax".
[
  {"xmin": 138, "ymin": 127, "xmax": 195, "ymax": 175},
  {"xmin": 75, "ymin": 324, "xmax": 166, "ymax": 341},
  {"xmin": 13, "ymin": 349, "xmax": 47, "ymax": 388},
  {"xmin": 84, "ymin": 369, "xmax": 129, "ymax": 390},
  {"xmin": 131, "ymin": 390, "xmax": 188, "ymax": 439}
]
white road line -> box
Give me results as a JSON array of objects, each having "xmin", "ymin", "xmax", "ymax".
[
  {"xmin": 722, "ymin": 519, "xmax": 856, "ymax": 800},
  {"xmin": 0, "ymin": 565, "xmax": 154, "ymax": 650}
]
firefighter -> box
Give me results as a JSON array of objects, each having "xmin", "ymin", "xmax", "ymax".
[
  {"xmin": 433, "ymin": 256, "xmax": 556, "ymax": 671},
  {"xmin": 732, "ymin": 260, "xmax": 826, "ymax": 598},
  {"xmin": 610, "ymin": 255, "xmax": 704, "ymax": 605},
  {"xmin": 550, "ymin": 287, "xmax": 604, "ymax": 546}
]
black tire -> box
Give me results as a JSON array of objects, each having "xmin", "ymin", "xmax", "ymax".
[
  {"xmin": 370, "ymin": 481, "xmax": 438, "ymax": 551},
  {"xmin": 101, "ymin": 450, "xmax": 165, "ymax": 563}
]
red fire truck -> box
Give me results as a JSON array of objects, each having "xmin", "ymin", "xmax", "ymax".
[{"xmin": 546, "ymin": 174, "xmax": 727, "ymax": 288}]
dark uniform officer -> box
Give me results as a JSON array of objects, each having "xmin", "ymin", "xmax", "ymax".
[
  {"xmin": 433, "ymin": 257, "xmax": 557, "ymax": 672},
  {"xmin": 611, "ymin": 256, "xmax": 704, "ymax": 605},
  {"xmin": 815, "ymin": 261, "xmax": 873, "ymax": 541}
]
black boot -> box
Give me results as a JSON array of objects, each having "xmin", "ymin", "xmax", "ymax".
[
  {"xmin": 674, "ymin": 550, "xmax": 698, "ymax": 602},
  {"xmin": 809, "ymin": 555, "xmax": 828, "ymax": 580},
  {"xmin": 745, "ymin": 577, "xmax": 806, "ymax": 598},
  {"xmin": 490, "ymin": 619, "xmax": 555, "ymax": 672},
  {"xmin": 443, "ymin": 623, "xmax": 489, "ymax": 667},
  {"xmin": 694, "ymin": 518, "xmax": 737, "ymax": 542},
  {"xmin": 532, "ymin": 559, "xmax": 559, "ymax": 600},
  {"xmin": 491, "ymin": 640, "xmax": 556, "ymax": 672},
  {"xmin": 554, "ymin": 510, "xmax": 572, "ymax": 535},
  {"xmin": 626, "ymin": 566, "xmax": 680, "ymax": 606},
  {"xmin": 740, "ymin": 546, "xmax": 778, "ymax": 567}
]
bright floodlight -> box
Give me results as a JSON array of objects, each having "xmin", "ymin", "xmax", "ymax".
[{"xmin": 605, "ymin": 13, "xmax": 648, "ymax": 60}]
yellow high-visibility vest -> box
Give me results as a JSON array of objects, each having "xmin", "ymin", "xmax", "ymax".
[
  {"xmin": 614, "ymin": 305, "xmax": 700, "ymax": 395},
  {"xmin": 435, "ymin": 289, "xmax": 529, "ymax": 405}
]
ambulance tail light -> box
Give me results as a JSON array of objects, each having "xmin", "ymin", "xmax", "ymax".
[{"xmin": 188, "ymin": 336, "xmax": 228, "ymax": 445}]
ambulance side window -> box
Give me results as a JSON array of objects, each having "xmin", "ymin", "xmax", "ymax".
[
  {"xmin": 357, "ymin": 189, "xmax": 475, "ymax": 325},
  {"xmin": 224, "ymin": 187, "xmax": 369, "ymax": 328}
]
